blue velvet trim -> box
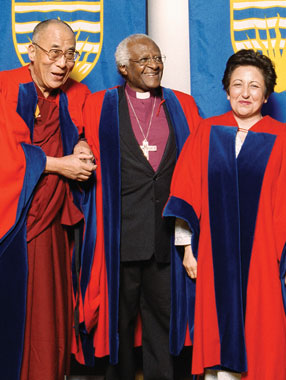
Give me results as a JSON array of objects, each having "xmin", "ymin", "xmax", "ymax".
[
  {"xmin": 0, "ymin": 143, "xmax": 45, "ymax": 379},
  {"xmin": 0, "ymin": 222, "xmax": 28, "ymax": 380},
  {"xmin": 280, "ymin": 243, "xmax": 286, "ymax": 313},
  {"xmin": 79, "ymin": 178, "xmax": 97, "ymax": 301},
  {"xmin": 163, "ymin": 88, "xmax": 190, "ymax": 156},
  {"xmin": 0, "ymin": 144, "xmax": 46, "ymax": 249},
  {"xmin": 17, "ymin": 82, "xmax": 37, "ymax": 141},
  {"xmin": 71, "ymin": 218, "xmax": 84, "ymax": 299},
  {"xmin": 99, "ymin": 88, "xmax": 121, "ymax": 364},
  {"xmin": 58, "ymin": 90, "xmax": 97, "ymax": 302},
  {"xmin": 163, "ymin": 196, "xmax": 199, "ymax": 355},
  {"xmin": 20, "ymin": 144, "xmax": 47, "ymax": 210},
  {"xmin": 79, "ymin": 322, "xmax": 96, "ymax": 367},
  {"xmin": 208, "ymin": 125, "xmax": 246, "ymax": 371},
  {"xmin": 237, "ymin": 131, "xmax": 276, "ymax": 315},
  {"xmin": 208, "ymin": 125, "xmax": 276, "ymax": 372},
  {"xmin": 59, "ymin": 91, "xmax": 79, "ymax": 154}
]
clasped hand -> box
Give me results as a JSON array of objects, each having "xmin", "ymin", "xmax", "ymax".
[
  {"xmin": 45, "ymin": 142, "xmax": 96, "ymax": 181},
  {"xmin": 55, "ymin": 153, "xmax": 96, "ymax": 181}
]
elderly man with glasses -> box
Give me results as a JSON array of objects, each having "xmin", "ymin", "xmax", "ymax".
[
  {"xmin": 74, "ymin": 34, "xmax": 201, "ymax": 380},
  {"xmin": 0, "ymin": 18, "xmax": 95, "ymax": 380}
]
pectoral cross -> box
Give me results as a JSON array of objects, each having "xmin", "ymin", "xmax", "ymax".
[{"xmin": 140, "ymin": 139, "xmax": 157, "ymax": 160}]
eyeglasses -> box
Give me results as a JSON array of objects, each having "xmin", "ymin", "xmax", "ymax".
[
  {"xmin": 32, "ymin": 42, "xmax": 80, "ymax": 62},
  {"xmin": 129, "ymin": 55, "xmax": 166, "ymax": 66}
]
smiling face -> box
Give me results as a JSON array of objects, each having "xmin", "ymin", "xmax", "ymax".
[
  {"xmin": 227, "ymin": 65, "xmax": 267, "ymax": 122},
  {"xmin": 28, "ymin": 22, "xmax": 75, "ymax": 97},
  {"xmin": 119, "ymin": 37, "xmax": 163, "ymax": 92}
]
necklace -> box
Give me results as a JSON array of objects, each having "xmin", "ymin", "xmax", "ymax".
[
  {"xmin": 126, "ymin": 91, "xmax": 157, "ymax": 160},
  {"xmin": 237, "ymin": 127, "xmax": 249, "ymax": 133}
]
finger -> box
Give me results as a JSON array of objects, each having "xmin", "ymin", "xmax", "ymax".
[
  {"xmin": 185, "ymin": 267, "xmax": 195, "ymax": 279},
  {"xmin": 189, "ymin": 271, "xmax": 196, "ymax": 279},
  {"xmin": 189, "ymin": 267, "xmax": 197, "ymax": 279},
  {"xmin": 79, "ymin": 171, "xmax": 94, "ymax": 179},
  {"xmin": 78, "ymin": 152, "xmax": 94, "ymax": 160},
  {"xmin": 79, "ymin": 163, "xmax": 97, "ymax": 172},
  {"xmin": 77, "ymin": 174, "xmax": 92, "ymax": 182},
  {"xmin": 80, "ymin": 161, "xmax": 96, "ymax": 169}
]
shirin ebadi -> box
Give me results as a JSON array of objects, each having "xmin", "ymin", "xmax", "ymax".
[{"xmin": 230, "ymin": 0, "xmax": 286, "ymax": 93}]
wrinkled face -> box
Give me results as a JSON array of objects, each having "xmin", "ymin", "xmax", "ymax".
[
  {"xmin": 28, "ymin": 23, "xmax": 75, "ymax": 97},
  {"xmin": 119, "ymin": 37, "xmax": 163, "ymax": 92},
  {"xmin": 227, "ymin": 65, "xmax": 267, "ymax": 120}
]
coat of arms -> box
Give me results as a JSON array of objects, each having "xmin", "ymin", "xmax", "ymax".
[
  {"xmin": 230, "ymin": 0, "xmax": 286, "ymax": 92},
  {"xmin": 12, "ymin": 0, "xmax": 103, "ymax": 82}
]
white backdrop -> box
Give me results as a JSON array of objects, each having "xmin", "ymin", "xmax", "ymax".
[{"xmin": 148, "ymin": 0, "xmax": 191, "ymax": 94}]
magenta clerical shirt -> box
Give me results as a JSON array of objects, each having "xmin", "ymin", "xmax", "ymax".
[{"xmin": 125, "ymin": 84, "xmax": 169, "ymax": 171}]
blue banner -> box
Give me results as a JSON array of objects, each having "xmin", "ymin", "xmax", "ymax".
[
  {"xmin": 189, "ymin": 0, "xmax": 286, "ymax": 122},
  {"xmin": 0, "ymin": 0, "xmax": 146, "ymax": 92}
]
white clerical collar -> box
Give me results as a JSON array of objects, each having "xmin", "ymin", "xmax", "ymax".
[{"xmin": 136, "ymin": 91, "xmax": 150, "ymax": 99}]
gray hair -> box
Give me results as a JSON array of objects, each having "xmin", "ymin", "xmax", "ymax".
[
  {"xmin": 115, "ymin": 34, "xmax": 157, "ymax": 67},
  {"xmin": 32, "ymin": 19, "xmax": 75, "ymax": 43}
]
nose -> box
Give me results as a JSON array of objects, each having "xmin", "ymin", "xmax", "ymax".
[
  {"xmin": 56, "ymin": 54, "xmax": 68, "ymax": 68},
  {"xmin": 241, "ymin": 84, "xmax": 250, "ymax": 98},
  {"xmin": 146, "ymin": 58, "xmax": 160, "ymax": 69}
]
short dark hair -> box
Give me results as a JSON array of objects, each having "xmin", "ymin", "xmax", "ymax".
[
  {"xmin": 222, "ymin": 49, "xmax": 277, "ymax": 98},
  {"xmin": 32, "ymin": 19, "xmax": 75, "ymax": 43}
]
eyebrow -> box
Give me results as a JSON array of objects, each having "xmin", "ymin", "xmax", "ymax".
[
  {"xmin": 50, "ymin": 43, "xmax": 75, "ymax": 50},
  {"xmin": 232, "ymin": 79, "xmax": 262, "ymax": 84}
]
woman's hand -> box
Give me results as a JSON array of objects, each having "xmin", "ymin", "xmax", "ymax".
[{"xmin": 183, "ymin": 245, "xmax": 197, "ymax": 279}]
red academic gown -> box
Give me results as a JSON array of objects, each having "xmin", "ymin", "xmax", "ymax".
[
  {"xmin": 0, "ymin": 65, "xmax": 90, "ymax": 380},
  {"xmin": 72, "ymin": 86, "xmax": 201, "ymax": 366},
  {"xmin": 164, "ymin": 111, "xmax": 286, "ymax": 379}
]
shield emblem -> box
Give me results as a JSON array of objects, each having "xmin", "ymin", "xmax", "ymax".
[
  {"xmin": 230, "ymin": 0, "xmax": 286, "ymax": 92},
  {"xmin": 11, "ymin": 0, "xmax": 103, "ymax": 82}
]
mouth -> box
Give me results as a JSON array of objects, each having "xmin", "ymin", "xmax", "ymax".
[
  {"xmin": 51, "ymin": 72, "xmax": 66, "ymax": 80},
  {"xmin": 144, "ymin": 72, "xmax": 160, "ymax": 77},
  {"xmin": 239, "ymin": 101, "xmax": 251, "ymax": 105}
]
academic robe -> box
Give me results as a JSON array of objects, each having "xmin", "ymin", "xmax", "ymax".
[
  {"xmin": 73, "ymin": 86, "xmax": 201, "ymax": 366},
  {"xmin": 163, "ymin": 111, "xmax": 286, "ymax": 379},
  {"xmin": 0, "ymin": 65, "xmax": 90, "ymax": 380}
]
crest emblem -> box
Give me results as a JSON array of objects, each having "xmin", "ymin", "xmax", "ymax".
[
  {"xmin": 230, "ymin": 0, "xmax": 286, "ymax": 92},
  {"xmin": 11, "ymin": 0, "xmax": 103, "ymax": 82}
]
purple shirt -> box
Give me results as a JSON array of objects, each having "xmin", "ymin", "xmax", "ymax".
[{"xmin": 125, "ymin": 84, "xmax": 169, "ymax": 171}]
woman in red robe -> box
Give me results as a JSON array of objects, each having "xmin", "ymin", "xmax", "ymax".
[{"xmin": 164, "ymin": 49, "xmax": 286, "ymax": 379}]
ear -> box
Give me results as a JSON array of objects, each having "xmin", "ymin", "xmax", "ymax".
[
  {"xmin": 264, "ymin": 97, "xmax": 268, "ymax": 104},
  {"xmin": 118, "ymin": 65, "xmax": 127, "ymax": 77},
  {"xmin": 227, "ymin": 94, "xmax": 230, "ymax": 100},
  {"xmin": 28, "ymin": 43, "xmax": 36, "ymax": 62}
]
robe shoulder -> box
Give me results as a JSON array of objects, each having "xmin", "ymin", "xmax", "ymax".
[
  {"xmin": 171, "ymin": 89, "xmax": 199, "ymax": 110},
  {"xmin": 0, "ymin": 65, "xmax": 90, "ymax": 134},
  {"xmin": 162, "ymin": 88, "xmax": 202, "ymax": 134}
]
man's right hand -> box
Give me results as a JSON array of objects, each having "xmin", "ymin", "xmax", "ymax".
[{"xmin": 45, "ymin": 153, "xmax": 97, "ymax": 182}]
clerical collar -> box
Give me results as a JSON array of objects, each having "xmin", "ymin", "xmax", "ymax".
[
  {"xmin": 125, "ymin": 84, "xmax": 152, "ymax": 99},
  {"xmin": 136, "ymin": 91, "xmax": 150, "ymax": 99}
]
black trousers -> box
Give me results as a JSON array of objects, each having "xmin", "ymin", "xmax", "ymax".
[{"xmin": 106, "ymin": 256, "xmax": 173, "ymax": 380}]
